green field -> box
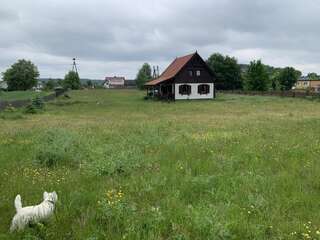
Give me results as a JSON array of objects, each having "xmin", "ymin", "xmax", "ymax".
[
  {"xmin": 0, "ymin": 91, "xmax": 52, "ymax": 101},
  {"xmin": 1, "ymin": 90, "xmax": 320, "ymax": 239}
]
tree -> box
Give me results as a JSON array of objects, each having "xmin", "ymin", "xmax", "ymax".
[
  {"xmin": 63, "ymin": 71, "xmax": 81, "ymax": 90},
  {"xmin": 277, "ymin": 67, "xmax": 301, "ymax": 91},
  {"xmin": 86, "ymin": 80, "xmax": 93, "ymax": 88},
  {"xmin": 244, "ymin": 60, "xmax": 269, "ymax": 91},
  {"xmin": 207, "ymin": 53, "xmax": 242, "ymax": 90},
  {"xmin": 2, "ymin": 59, "xmax": 39, "ymax": 91},
  {"xmin": 270, "ymin": 70, "xmax": 281, "ymax": 90},
  {"xmin": 307, "ymin": 72, "xmax": 319, "ymax": 80},
  {"xmin": 44, "ymin": 79, "xmax": 56, "ymax": 91},
  {"xmin": 136, "ymin": 63, "xmax": 152, "ymax": 89},
  {"xmin": 57, "ymin": 79, "xmax": 63, "ymax": 87}
]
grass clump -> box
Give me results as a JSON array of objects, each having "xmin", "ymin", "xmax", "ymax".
[
  {"xmin": 0, "ymin": 105, "xmax": 24, "ymax": 120},
  {"xmin": 87, "ymin": 144, "xmax": 144, "ymax": 176},
  {"xmin": 35, "ymin": 128, "xmax": 84, "ymax": 168}
]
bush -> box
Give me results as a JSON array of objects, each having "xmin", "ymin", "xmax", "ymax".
[
  {"xmin": 25, "ymin": 104, "xmax": 38, "ymax": 114},
  {"xmin": 35, "ymin": 128, "xmax": 84, "ymax": 168},
  {"xmin": 32, "ymin": 96, "xmax": 44, "ymax": 109},
  {"xmin": 25, "ymin": 96, "xmax": 45, "ymax": 114}
]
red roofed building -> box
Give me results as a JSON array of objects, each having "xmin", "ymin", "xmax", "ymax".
[{"xmin": 145, "ymin": 52, "xmax": 215, "ymax": 100}]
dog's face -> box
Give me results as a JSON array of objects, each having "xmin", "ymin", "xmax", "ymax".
[{"xmin": 43, "ymin": 191, "xmax": 58, "ymax": 203}]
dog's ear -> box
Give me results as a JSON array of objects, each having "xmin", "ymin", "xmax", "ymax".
[
  {"xmin": 52, "ymin": 191, "xmax": 58, "ymax": 201},
  {"xmin": 43, "ymin": 191, "xmax": 49, "ymax": 200}
]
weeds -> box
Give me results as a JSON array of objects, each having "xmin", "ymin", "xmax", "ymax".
[
  {"xmin": 34, "ymin": 128, "xmax": 84, "ymax": 168},
  {"xmin": 1, "ymin": 90, "xmax": 320, "ymax": 239}
]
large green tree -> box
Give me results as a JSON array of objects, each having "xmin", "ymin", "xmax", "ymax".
[
  {"xmin": 244, "ymin": 60, "xmax": 269, "ymax": 91},
  {"xmin": 307, "ymin": 72, "xmax": 319, "ymax": 80},
  {"xmin": 86, "ymin": 80, "xmax": 93, "ymax": 88},
  {"xmin": 44, "ymin": 79, "xmax": 56, "ymax": 91},
  {"xmin": 277, "ymin": 67, "xmax": 301, "ymax": 91},
  {"xmin": 207, "ymin": 53, "xmax": 242, "ymax": 90},
  {"xmin": 136, "ymin": 63, "xmax": 152, "ymax": 90},
  {"xmin": 2, "ymin": 59, "xmax": 39, "ymax": 91},
  {"xmin": 270, "ymin": 70, "xmax": 281, "ymax": 90},
  {"xmin": 63, "ymin": 71, "xmax": 81, "ymax": 90}
]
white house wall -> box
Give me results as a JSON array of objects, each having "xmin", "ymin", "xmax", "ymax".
[{"xmin": 174, "ymin": 83, "xmax": 214, "ymax": 100}]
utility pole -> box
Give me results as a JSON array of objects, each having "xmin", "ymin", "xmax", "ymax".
[
  {"xmin": 152, "ymin": 66, "xmax": 157, "ymax": 79},
  {"xmin": 72, "ymin": 58, "xmax": 78, "ymax": 74}
]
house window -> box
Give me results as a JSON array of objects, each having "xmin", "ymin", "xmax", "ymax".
[
  {"xmin": 179, "ymin": 84, "xmax": 191, "ymax": 95},
  {"xmin": 198, "ymin": 84, "xmax": 210, "ymax": 95},
  {"xmin": 196, "ymin": 70, "xmax": 201, "ymax": 76},
  {"xmin": 189, "ymin": 70, "xmax": 193, "ymax": 77}
]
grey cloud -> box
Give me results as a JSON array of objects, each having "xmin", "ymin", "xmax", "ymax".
[{"xmin": 1, "ymin": 0, "xmax": 320, "ymax": 78}]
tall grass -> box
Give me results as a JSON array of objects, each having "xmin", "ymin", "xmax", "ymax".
[
  {"xmin": 0, "ymin": 90, "xmax": 320, "ymax": 239},
  {"xmin": 0, "ymin": 91, "xmax": 52, "ymax": 101}
]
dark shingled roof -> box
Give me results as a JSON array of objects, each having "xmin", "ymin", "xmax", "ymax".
[{"xmin": 145, "ymin": 52, "xmax": 196, "ymax": 86}]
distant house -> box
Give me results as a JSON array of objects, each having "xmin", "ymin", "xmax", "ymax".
[
  {"xmin": 0, "ymin": 81, "xmax": 8, "ymax": 90},
  {"xmin": 32, "ymin": 81, "xmax": 44, "ymax": 92},
  {"xmin": 145, "ymin": 52, "xmax": 215, "ymax": 100},
  {"xmin": 294, "ymin": 76, "xmax": 320, "ymax": 92},
  {"xmin": 103, "ymin": 76, "xmax": 125, "ymax": 89}
]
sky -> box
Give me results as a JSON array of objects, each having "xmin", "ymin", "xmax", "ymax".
[{"xmin": 1, "ymin": 0, "xmax": 320, "ymax": 79}]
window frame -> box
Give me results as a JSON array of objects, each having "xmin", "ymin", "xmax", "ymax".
[
  {"xmin": 179, "ymin": 84, "xmax": 192, "ymax": 96},
  {"xmin": 198, "ymin": 84, "xmax": 210, "ymax": 95},
  {"xmin": 196, "ymin": 70, "xmax": 201, "ymax": 76}
]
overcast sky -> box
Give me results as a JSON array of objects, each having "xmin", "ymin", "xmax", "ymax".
[{"xmin": 1, "ymin": 0, "xmax": 320, "ymax": 79}]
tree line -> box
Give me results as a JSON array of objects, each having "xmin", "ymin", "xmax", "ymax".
[
  {"xmin": 1, "ymin": 59, "xmax": 81, "ymax": 91},
  {"xmin": 2, "ymin": 56, "xmax": 318, "ymax": 92},
  {"xmin": 135, "ymin": 53, "xmax": 312, "ymax": 91}
]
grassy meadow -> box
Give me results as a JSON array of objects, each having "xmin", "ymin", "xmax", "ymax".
[
  {"xmin": 0, "ymin": 91, "xmax": 52, "ymax": 101},
  {"xmin": 1, "ymin": 89, "xmax": 320, "ymax": 239}
]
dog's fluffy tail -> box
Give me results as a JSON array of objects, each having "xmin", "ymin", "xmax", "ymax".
[{"xmin": 14, "ymin": 194, "xmax": 22, "ymax": 212}]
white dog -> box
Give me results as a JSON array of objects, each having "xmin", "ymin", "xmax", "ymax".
[{"xmin": 10, "ymin": 191, "xmax": 58, "ymax": 232}]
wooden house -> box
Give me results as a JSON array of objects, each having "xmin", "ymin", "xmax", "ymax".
[{"xmin": 145, "ymin": 52, "xmax": 215, "ymax": 100}]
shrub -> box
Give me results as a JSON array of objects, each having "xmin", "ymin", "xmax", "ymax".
[
  {"xmin": 24, "ymin": 104, "xmax": 37, "ymax": 114},
  {"xmin": 24, "ymin": 96, "xmax": 45, "ymax": 114},
  {"xmin": 32, "ymin": 96, "xmax": 44, "ymax": 109},
  {"xmin": 35, "ymin": 128, "xmax": 84, "ymax": 168}
]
